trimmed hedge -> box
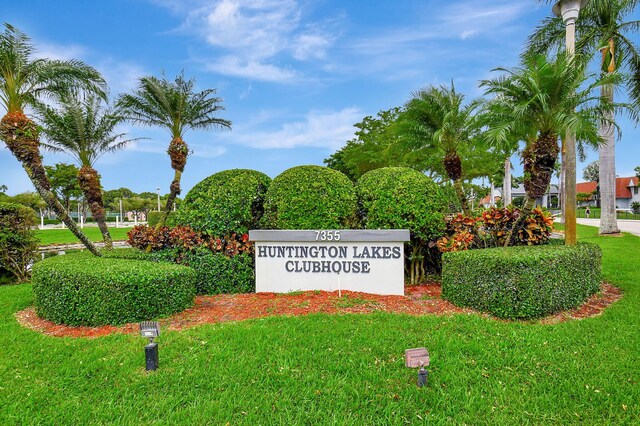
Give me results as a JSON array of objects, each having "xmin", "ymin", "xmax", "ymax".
[
  {"xmin": 182, "ymin": 249, "xmax": 254, "ymax": 294},
  {"xmin": 442, "ymin": 243, "xmax": 601, "ymax": 320},
  {"xmin": 103, "ymin": 248, "xmax": 254, "ymax": 295},
  {"xmin": 262, "ymin": 165, "xmax": 357, "ymax": 229},
  {"xmin": 175, "ymin": 169, "xmax": 271, "ymax": 235},
  {"xmin": 147, "ymin": 211, "xmax": 176, "ymax": 227},
  {"xmin": 32, "ymin": 253, "xmax": 196, "ymax": 326}
]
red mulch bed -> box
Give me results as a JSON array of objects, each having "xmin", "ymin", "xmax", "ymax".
[{"xmin": 15, "ymin": 282, "xmax": 622, "ymax": 338}]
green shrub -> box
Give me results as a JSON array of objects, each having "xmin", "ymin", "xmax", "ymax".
[
  {"xmin": 356, "ymin": 167, "xmax": 447, "ymax": 283},
  {"xmin": 175, "ymin": 169, "xmax": 271, "ymax": 235},
  {"xmin": 101, "ymin": 247, "xmax": 156, "ymax": 261},
  {"xmin": 262, "ymin": 165, "xmax": 357, "ymax": 229},
  {"xmin": 0, "ymin": 202, "xmax": 38, "ymax": 282},
  {"xmin": 442, "ymin": 243, "xmax": 601, "ymax": 320},
  {"xmin": 103, "ymin": 247, "xmax": 254, "ymax": 295},
  {"xmin": 181, "ymin": 248, "xmax": 254, "ymax": 294},
  {"xmin": 32, "ymin": 252, "xmax": 196, "ymax": 326},
  {"xmin": 147, "ymin": 211, "xmax": 176, "ymax": 227}
]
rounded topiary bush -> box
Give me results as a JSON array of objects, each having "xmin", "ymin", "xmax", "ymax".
[
  {"xmin": 357, "ymin": 167, "xmax": 448, "ymax": 283},
  {"xmin": 262, "ymin": 165, "xmax": 357, "ymax": 229},
  {"xmin": 356, "ymin": 167, "xmax": 447, "ymax": 241},
  {"xmin": 175, "ymin": 169, "xmax": 271, "ymax": 235},
  {"xmin": 442, "ymin": 242, "xmax": 602, "ymax": 320},
  {"xmin": 32, "ymin": 253, "xmax": 196, "ymax": 326}
]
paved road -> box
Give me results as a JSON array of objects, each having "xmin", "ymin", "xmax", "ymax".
[{"xmin": 576, "ymin": 218, "xmax": 640, "ymax": 237}]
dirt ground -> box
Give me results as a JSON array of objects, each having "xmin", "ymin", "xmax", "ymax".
[{"xmin": 16, "ymin": 282, "xmax": 622, "ymax": 338}]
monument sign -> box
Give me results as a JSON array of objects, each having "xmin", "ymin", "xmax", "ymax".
[{"xmin": 249, "ymin": 230, "xmax": 409, "ymax": 295}]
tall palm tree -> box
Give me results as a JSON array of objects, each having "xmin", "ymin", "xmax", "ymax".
[
  {"xmin": 396, "ymin": 83, "xmax": 485, "ymax": 216},
  {"xmin": 37, "ymin": 95, "xmax": 137, "ymax": 250},
  {"xmin": 0, "ymin": 23, "xmax": 106, "ymax": 255},
  {"xmin": 117, "ymin": 73, "xmax": 231, "ymax": 226},
  {"xmin": 527, "ymin": 0, "xmax": 640, "ymax": 235},
  {"xmin": 481, "ymin": 54, "xmax": 617, "ymax": 244}
]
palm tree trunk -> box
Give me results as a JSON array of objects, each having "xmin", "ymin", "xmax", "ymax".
[
  {"xmin": 157, "ymin": 136, "xmax": 187, "ymax": 227},
  {"xmin": 504, "ymin": 133, "xmax": 558, "ymax": 247},
  {"xmin": 598, "ymin": 82, "xmax": 619, "ymax": 235},
  {"xmin": 503, "ymin": 157, "xmax": 512, "ymax": 206},
  {"xmin": 78, "ymin": 166, "xmax": 112, "ymax": 250},
  {"xmin": 453, "ymin": 178, "xmax": 471, "ymax": 216},
  {"xmin": 163, "ymin": 170, "xmax": 182, "ymax": 218},
  {"xmin": 0, "ymin": 112, "xmax": 101, "ymax": 256}
]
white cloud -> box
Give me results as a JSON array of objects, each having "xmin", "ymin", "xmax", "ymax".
[
  {"xmin": 439, "ymin": 1, "xmax": 531, "ymax": 40},
  {"xmin": 97, "ymin": 60, "xmax": 147, "ymax": 96},
  {"xmin": 293, "ymin": 33, "xmax": 331, "ymax": 60},
  {"xmin": 190, "ymin": 144, "xmax": 227, "ymax": 159},
  {"xmin": 33, "ymin": 43, "xmax": 87, "ymax": 61},
  {"xmin": 225, "ymin": 107, "xmax": 361, "ymax": 149},
  {"xmin": 160, "ymin": 0, "xmax": 335, "ymax": 81},
  {"xmin": 207, "ymin": 56, "xmax": 297, "ymax": 82}
]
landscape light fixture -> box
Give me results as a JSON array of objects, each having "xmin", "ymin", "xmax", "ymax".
[
  {"xmin": 139, "ymin": 321, "xmax": 160, "ymax": 371},
  {"xmin": 405, "ymin": 347, "xmax": 430, "ymax": 388}
]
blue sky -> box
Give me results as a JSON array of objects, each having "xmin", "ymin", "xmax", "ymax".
[{"xmin": 2, "ymin": 0, "xmax": 639, "ymax": 196}]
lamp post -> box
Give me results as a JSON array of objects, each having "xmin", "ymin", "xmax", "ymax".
[
  {"xmin": 553, "ymin": 0, "xmax": 588, "ymax": 245},
  {"xmin": 156, "ymin": 187, "xmax": 161, "ymax": 212}
]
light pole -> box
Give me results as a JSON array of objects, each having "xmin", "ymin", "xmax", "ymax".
[
  {"xmin": 156, "ymin": 187, "xmax": 161, "ymax": 212},
  {"xmin": 553, "ymin": 0, "xmax": 588, "ymax": 246}
]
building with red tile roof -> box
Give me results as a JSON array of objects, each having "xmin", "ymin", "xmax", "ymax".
[{"xmin": 576, "ymin": 176, "xmax": 639, "ymax": 209}]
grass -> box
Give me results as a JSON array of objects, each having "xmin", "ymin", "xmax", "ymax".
[
  {"xmin": 35, "ymin": 227, "xmax": 133, "ymax": 246},
  {"xmin": 575, "ymin": 207, "xmax": 640, "ymax": 220},
  {"xmin": 333, "ymin": 294, "xmax": 380, "ymax": 308},
  {"xmin": 0, "ymin": 225, "xmax": 638, "ymax": 424}
]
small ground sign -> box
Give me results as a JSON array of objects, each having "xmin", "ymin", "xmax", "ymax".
[{"xmin": 249, "ymin": 230, "xmax": 409, "ymax": 296}]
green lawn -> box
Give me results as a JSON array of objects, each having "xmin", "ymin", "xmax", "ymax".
[
  {"xmin": 36, "ymin": 227, "xmax": 133, "ymax": 245},
  {"xmin": 1, "ymin": 225, "xmax": 638, "ymax": 424},
  {"xmin": 575, "ymin": 207, "xmax": 640, "ymax": 220}
]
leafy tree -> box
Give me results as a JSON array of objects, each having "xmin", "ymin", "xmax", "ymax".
[
  {"xmin": 117, "ymin": 73, "xmax": 231, "ymax": 226},
  {"xmin": 37, "ymin": 95, "xmax": 136, "ymax": 250},
  {"xmin": 44, "ymin": 163, "xmax": 81, "ymax": 213},
  {"xmin": 123, "ymin": 196, "xmax": 155, "ymax": 222},
  {"xmin": 583, "ymin": 160, "xmax": 600, "ymax": 182},
  {"xmin": 527, "ymin": 0, "xmax": 640, "ymax": 235},
  {"xmin": 0, "ymin": 23, "xmax": 105, "ymax": 255},
  {"xmin": 396, "ymin": 83, "xmax": 488, "ymax": 216},
  {"xmin": 634, "ymin": 165, "xmax": 640, "ymax": 178},
  {"xmin": 481, "ymin": 54, "xmax": 615, "ymax": 245},
  {"xmin": 324, "ymin": 108, "xmax": 417, "ymax": 180},
  {"xmin": 0, "ymin": 184, "xmax": 7, "ymax": 194},
  {"xmin": 103, "ymin": 187, "xmax": 134, "ymax": 207},
  {"xmin": 9, "ymin": 191, "xmax": 46, "ymax": 215}
]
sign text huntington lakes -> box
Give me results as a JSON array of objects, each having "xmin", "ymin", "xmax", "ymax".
[{"xmin": 249, "ymin": 230, "xmax": 409, "ymax": 296}]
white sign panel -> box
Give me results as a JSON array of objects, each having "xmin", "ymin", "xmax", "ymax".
[{"xmin": 249, "ymin": 230, "xmax": 409, "ymax": 296}]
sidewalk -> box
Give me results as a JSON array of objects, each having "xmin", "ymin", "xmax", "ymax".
[{"xmin": 576, "ymin": 218, "xmax": 640, "ymax": 237}]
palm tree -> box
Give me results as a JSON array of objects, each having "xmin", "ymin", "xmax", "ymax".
[
  {"xmin": 117, "ymin": 73, "xmax": 231, "ymax": 226},
  {"xmin": 396, "ymin": 83, "xmax": 485, "ymax": 216},
  {"xmin": 527, "ymin": 0, "xmax": 640, "ymax": 235},
  {"xmin": 0, "ymin": 23, "xmax": 106, "ymax": 255},
  {"xmin": 481, "ymin": 54, "xmax": 617, "ymax": 245},
  {"xmin": 37, "ymin": 95, "xmax": 137, "ymax": 250}
]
